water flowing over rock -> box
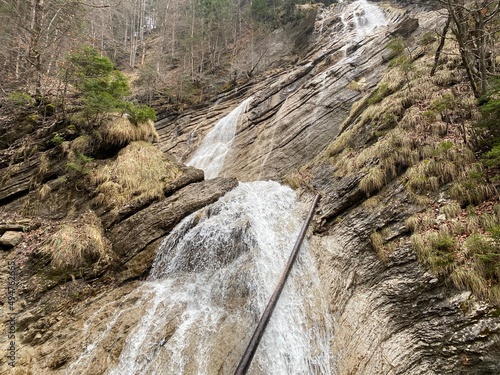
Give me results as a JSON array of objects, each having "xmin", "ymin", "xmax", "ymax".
[
  {"xmin": 68, "ymin": 181, "xmax": 333, "ymax": 375},
  {"xmin": 187, "ymin": 97, "xmax": 252, "ymax": 179},
  {"xmin": 156, "ymin": 0, "xmax": 418, "ymax": 180}
]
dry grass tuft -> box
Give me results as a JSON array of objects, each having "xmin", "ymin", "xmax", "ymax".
[
  {"xmin": 440, "ymin": 202, "xmax": 461, "ymax": 219},
  {"xmin": 38, "ymin": 184, "xmax": 52, "ymax": 200},
  {"xmin": 38, "ymin": 153, "xmax": 50, "ymax": 175},
  {"xmin": 359, "ymin": 166, "xmax": 386, "ymax": 194},
  {"xmin": 405, "ymin": 215, "xmax": 420, "ymax": 232},
  {"xmin": 40, "ymin": 213, "xmax": 112, "ymax": 272},
  {"xmin": 362, "ymin": 196, "xmax": 380, "ymax": 208},
  {"xmin": 326, "ymin": 128, "xmax": 355, "ymax": 157},
  {"xmin": 89, "ymin": 141, "xmax": 183, "ymax": 210},
  {"xmin": 370, "ymin": 231, "xmax": 388, "ymax": 261},
  {"xmin": 71, "ymin": 135, "xmax": 93, "ymax": 154},
  {"xmin": 101, "ymin": 117, "xmax": 159, "ymax": 147}
]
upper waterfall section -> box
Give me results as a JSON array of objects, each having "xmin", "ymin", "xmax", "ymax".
[
  {"xmin": 187, "ymin": 97, "xmax": 252, "ymax": 179},
  {"xmin": 156, "ymin": 1, "xmax": 432, "ymax": 181},
  {"xmin": 341, "ymin": 0, "xmax": 388, "ymax": 40}
]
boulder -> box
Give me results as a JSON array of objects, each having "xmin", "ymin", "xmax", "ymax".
[{"xmin": 0, "ymin": 230, "xmax": 23, "ymax": 248}]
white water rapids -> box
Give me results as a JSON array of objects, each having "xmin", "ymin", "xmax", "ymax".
[
  {"xmin": 101, "ymin": 81, "xmax": 334, "ymax": 373},
  {"xmin": 187, "ymin": 97, "xmax": 252, "ymax": 179}
]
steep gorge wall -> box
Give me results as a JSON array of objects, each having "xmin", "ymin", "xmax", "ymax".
[
  {"xmin": 156, "ymin": 1, "xmax": 500, "ymax": 373},
  {"xmin": 156, "ymin": 1, "xmax": 430, "ymax": 181}
]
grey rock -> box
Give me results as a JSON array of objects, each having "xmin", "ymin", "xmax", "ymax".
[
  {"xmin": 108, "ymin": 177, "xmax": 238, "ymax": 264},
  {"xmin": 0, "ymin": 231, "xmax": 23, "ymax": 248}
]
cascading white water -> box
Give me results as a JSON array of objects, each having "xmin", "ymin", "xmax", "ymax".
[
  {"xmin": 65, "ymin": 3, "xmax": 393, "ymax": 373},
  {"xmin": 106, "ymin": 181, "xmax": 333, "ymax": 374},
  {"xmin": 349, "ymin": 0, "xmax": 388, "ymax": 39},
  {"xmin": 337, "ymin": 0, "xmax": 388, "ymax": 56},
  {"xmin": 187, "ymin": 97, "xmax": 252, "ymax": 179}
]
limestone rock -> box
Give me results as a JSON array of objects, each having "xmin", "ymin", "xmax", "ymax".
[
  {"xmin": 0, "ymin": 155, "xmax": 40, "ymax": 203},
  {"xmin": 0, "ymin": 230, "xmax": 23, "ymax": 248},
  {"xmin": 312, "ymin": 182, "xmax": 500, "ymax": 374},
  {"xmin": 108, "ymin": 177, "xmax": 238, "ymax": 264},
  {"xmin": 156, "ymin": 6, "xmax": 445, "ymax": 182}
]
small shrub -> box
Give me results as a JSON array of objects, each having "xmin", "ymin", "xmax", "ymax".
[
  {"xmin": 423, "ymin": 110, "xmax": 437, "ymax": 122},
  {"xmin": 433, "ymin": 141, "xmax": 454, "ymax": 156},
  {"xmin": 65, "ymin": 151, "xmax": 94, "ymax": 177},
  {"xmin": 125, "ymin": 103, "xmax": 157, "ymax": 125},
  {"xmin": 387, "ymin": 38, "xmax": 405, "ymax": 56},
  {"xmin": 49, "ymin": 133, "xmax": 65, "ymax": 146},
  {"xmin": 488, "ymin": 225, "xmax": 500, "ymax": 244},
  {"xmin": 484, "ymin": 144, "xmax": 500, "ymax": 167}
]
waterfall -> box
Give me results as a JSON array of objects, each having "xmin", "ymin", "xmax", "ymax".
[
  {"xmin": 350, "ymin": 0, "xmax": 388, "ymax": 39},
  {"xmin": 336, "ymin": 0, "xmax": 388, "ymax": 56},
  {"xmin": 187, "ymin": 97, "xmax": 252, "ymax": 179},
  {"xmin": 107, "ymin": 181, "xmax": 333, "ymax": 374}
]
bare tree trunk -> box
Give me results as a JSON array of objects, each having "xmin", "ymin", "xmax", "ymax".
[{"xmin": 431, "ymin": 15, "xmax": 450, "ymax": 76}]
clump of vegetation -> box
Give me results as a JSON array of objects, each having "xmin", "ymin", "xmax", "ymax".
[
  {"xmin": 39, "ymin": 213, "xmax": 113, "ymax": 275},
  {"xmin": 368, "ymin": 83, "xmax": 390, "ymax": 105},
  {"xmin": 370, "ymin": 231, "xmax": 387, "ymax": 261},
  {"xmin": 100, "ymin": 116, "xmax": 159, "ymax": 147},
  {"xmin": 62, "ymin": 46, "xmax": 156, "ymax": 128},
  {"xmin": 409, "ymin": 201, "xmax": 500, "ymax": 305},
  {"xmin": 6, "ymin": 91, "xmax": 36, "ymax": 109},
  {"xmin": 65, "ymin": 151, "xmax": 94, "ymax": 178},
  {"xmin": 89, "ymin": 141, "xmax": 183, "ymax": 211}
]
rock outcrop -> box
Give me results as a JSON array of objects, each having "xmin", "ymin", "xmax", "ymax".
[
  {"xmin": 155, "ymin": 3, "xmax": 442, "ymax": 182},
  {"xmin": 313, "ymin": 179, "xmax": 500, "ymax": 374}
]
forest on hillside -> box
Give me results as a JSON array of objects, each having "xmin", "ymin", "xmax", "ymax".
[{"xmin": 0, "ymin": 0, "xmax": 336, "ymax": 108}]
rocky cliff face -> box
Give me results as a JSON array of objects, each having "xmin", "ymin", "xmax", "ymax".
[
  {"xmin": 155, "ymin": 1, "xmax": 500, "ymax": 373},
  {"xmin": 1, "ymin": 0, "xmax": 499, "ymax": 374},
  {"xmin": 314, "ymin": 178, "xmax": 500, "ymax": 374},
  {"xmin": 156, "ymin": 1, "xmax": 428, "ymax": 181}
]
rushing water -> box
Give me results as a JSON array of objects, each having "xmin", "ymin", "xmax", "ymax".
[
  {"xmin": 187, "ymin": 97, "xmax": 252, "ymax": 179},
  {"xmin": 348, "ymin": 0, "xmax": 388, "ymax": 38},
  {"xmin": 107, "ymin": 181, "xmax": 333, "ymax": 374}
]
